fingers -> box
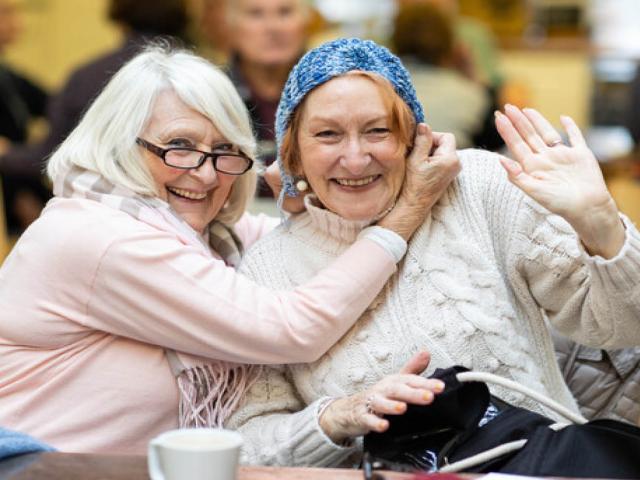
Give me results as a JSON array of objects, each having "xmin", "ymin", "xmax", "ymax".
[
  {"xmin": 399, "ymin": 351, "xmax": 431, "ymax": 375},
  {"xmin": 409, "ymin": 123, "xmax": 434, "ymax": 161},
  {"xmin": 495, "ymin": 110, "xmax": 533, "ymax": 162},
  {"xmin": 361, "ymin": 413, "xmax": 388, "ymax": 433},
  {"xmin": 498, "ymin": 155, "xmax": 538, "ymax": 194},
  {"xmin": 560, "ymin": 115, "xmax": 586, "ymax": 148},
  {"xmin": 503, "ymin": 104, "xmax": 548, "ymax": 152},
  {"xmin": 371, "ymin": 372, "xmax": 444, "ymax": 408},
  {"xmin": 522, "ymin": 107, "xmax": 562, "ymax": 147},
  {"xmin": 263, "ymin": 162, "xmax": 282, "ymax": 194},
  {"xmin": 430, "ymin": 131, "xmax": 456, "ymax": 156},
  {"xmin": 367, "ymin": 394, "xmax": 407, "ymax": 416}
]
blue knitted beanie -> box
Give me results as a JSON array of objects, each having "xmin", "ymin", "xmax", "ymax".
[{"xmin": 275, "ymin": 38, "xmax": 425, "ymax": 201}]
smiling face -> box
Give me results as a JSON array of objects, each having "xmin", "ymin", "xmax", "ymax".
[
  {"xmin": 140, "ymin": 90, "xmax": 238, "ymax": 233},
  {"xmin": 296, "ymin": 75, "xmax": 408, "ymax": 221}
]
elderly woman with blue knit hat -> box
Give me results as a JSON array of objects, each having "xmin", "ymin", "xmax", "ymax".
[{"xmin": 227, "ymin": 38, "xmax": 640, "ymax": 467}]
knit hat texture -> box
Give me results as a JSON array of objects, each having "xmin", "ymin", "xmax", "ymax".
[{"xmin": 275, "ymin": 37, "xmax": 425, "ymax": 200}]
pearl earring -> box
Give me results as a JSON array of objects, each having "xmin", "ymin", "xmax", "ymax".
[{"xmin": 296, "ymin": 179, "xmax": 309, "ymax": 192}]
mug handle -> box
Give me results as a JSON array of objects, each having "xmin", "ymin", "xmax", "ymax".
[{"xmin": 147, "ymin": 440, "xmax": 165, "ymax": 480}]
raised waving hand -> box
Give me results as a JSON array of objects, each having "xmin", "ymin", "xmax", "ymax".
[{"xmin": 495, "ymin": 104, "xmax": 625, "ymax": 258}]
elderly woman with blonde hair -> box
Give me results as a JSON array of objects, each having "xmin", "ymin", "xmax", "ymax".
[
  {"xmin": 228, "ymin": 38, "xmax": 640, "ymax": 467},
  {"xmin": 0, "ymin": 45, "xmax": 458, "ymax": 454}
]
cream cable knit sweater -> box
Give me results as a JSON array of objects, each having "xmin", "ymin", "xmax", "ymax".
[{"xmin": 229, "ymin": 149, "xmax": 640, "ymax": 467}]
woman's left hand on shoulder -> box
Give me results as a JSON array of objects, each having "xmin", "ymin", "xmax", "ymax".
[{"xmin": 495, "ymin": 104, "xmax": 625, "ymax": 258}]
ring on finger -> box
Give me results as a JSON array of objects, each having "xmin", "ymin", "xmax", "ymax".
[
  {"xmin": 546, "ymin": 139, "xmax": 563, "ymax": 147},
  {"xmin": 365, "ymin": 395, "xmax": 376, "ymax": 415}
]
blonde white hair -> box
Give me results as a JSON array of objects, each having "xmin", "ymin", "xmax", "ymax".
[{"xmin": 47, "ymin": 44, "xmax": 257, "ymax": 226}]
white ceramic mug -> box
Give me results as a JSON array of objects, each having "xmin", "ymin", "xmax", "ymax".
[{"xmin": 148, "ymin": 428, "xmax": 243, "ymax": 480}]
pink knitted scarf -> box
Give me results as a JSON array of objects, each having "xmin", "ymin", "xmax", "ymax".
[{"xmin": 54, "ymin": 165, "xmax": 259, "ymax": 427}]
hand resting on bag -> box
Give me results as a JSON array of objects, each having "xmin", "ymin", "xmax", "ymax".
[{"xmin": 318, "ymin": 351, "xmax": 445, "ymax": 443}]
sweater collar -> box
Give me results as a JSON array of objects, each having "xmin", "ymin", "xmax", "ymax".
[{"xmin": 302, "ymin": 195, "xmax": 373, "ymax": 244}]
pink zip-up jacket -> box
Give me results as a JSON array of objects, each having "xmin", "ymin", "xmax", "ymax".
[{"xmin": 0, "ymin": 197, "xmax": 397, "ymax": 454}]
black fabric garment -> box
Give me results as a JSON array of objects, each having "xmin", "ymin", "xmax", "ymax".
[
  {"xmin": 0, "ymin": 64, "xmax": 47, "ymax": 143},
  {"xmin": 363, "ymin": 366, "xmax": 640, "ymax": 479},
  {"xmin": 0, "ymin": 64, "xmax": 49, "ymax": 233},
  {"xmin": 0, "ymin": 33, "xmax": 152, "ymax": 179},
  {"xmin": 227, "ymin": 56, "xmax": 279, "ymax": 198}
]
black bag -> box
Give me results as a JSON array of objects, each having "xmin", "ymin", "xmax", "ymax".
[{"xmin": 363, "ymin": 366, "xmax": 640, "ymax": 478}]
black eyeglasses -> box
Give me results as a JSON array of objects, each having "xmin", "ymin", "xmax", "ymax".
[{"xmin": 136, "ymin": 138, "xmax": 253, "ymax": 175}]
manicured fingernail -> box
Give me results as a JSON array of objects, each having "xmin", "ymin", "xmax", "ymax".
[
  {"xmin": 378, "ymin": 421, "xmax": 387, "ymax": 430},
  {"xmin": 423, "ymin": 390, "xmax": 434, "ymax": 401},
  {"xmin": 434, "ymin": 381, "xmax": 445, "ymax": 392},
  {"xmin": 395, "ymin": 403, "xmax": 405, "ymax": 413}
]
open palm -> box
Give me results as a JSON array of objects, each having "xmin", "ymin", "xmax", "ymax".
[{"xmin": 495, "ymin": 105, "xmax": 611, "ymax": 225}]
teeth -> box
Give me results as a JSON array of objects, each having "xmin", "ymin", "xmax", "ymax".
[
  {"xmin": 167, "ymin": 187, "xmax": 207, "ymax": 200},
  {"xmin": 335, "ymin": 175, "xmax": 378, "ymax": 187}
]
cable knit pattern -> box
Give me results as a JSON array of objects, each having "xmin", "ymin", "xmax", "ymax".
[{"xmin": 229, "ymin": 149, "xmax": 640, "ymax": 467}]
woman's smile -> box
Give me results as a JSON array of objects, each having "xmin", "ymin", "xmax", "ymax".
[
  {"xmin": 166, "ymin": 186, "xmax": 209, "ymax": 201},
  {"xmin": 332, "ymin": 174, "xmax": 382, "ymax": 189}
]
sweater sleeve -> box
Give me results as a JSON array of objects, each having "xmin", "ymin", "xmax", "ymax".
[
  {"xmin": 469, "ymin": 147, "xmax": 640, "ymax": 349},
  {"xmin": 85, "ymin": 228, "xmax": 398, "ymax": 364},
  {"xmin": 513, "ymin": 208, "xmax": 640, "ymax": 348},
  {"xmin": 226, "ymin": 366, "xmax": 355, "ymax": 467}
]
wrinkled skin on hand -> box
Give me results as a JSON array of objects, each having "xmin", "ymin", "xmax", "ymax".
[
  {"xmin": 377, "ymin": 123, "xmax": 462, "ymax": 241},
  {"xmin": 319, "ymin": 351, "xmax": 446, "ymax": 443}
]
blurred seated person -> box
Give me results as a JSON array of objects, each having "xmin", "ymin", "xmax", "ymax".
[
  {"xmin": 399, "ymin": 0, "xmax": 507, "ymax": 150},
  {"xmin": 223, "ymin": 0, "xmax": 308, "ymax": 197},
  {"xmin": 196, "ymin": 0, "xmax": 230, "ymax": 64},
  {"xmin": 0, "ymin": 0, "xmax": 48, "ymax": 234},
  {"xmin": 0, "ymin": 44, "xmax": 451, "ymax": 454},
  {"xmin": 393, "ymin": 2, "xmax": 489, "ymax": 148},
  {"xmin": 226, "ymin": 39, "xmax": 640, "ymax": 467},
  {"xmin": 0, "ymin": 0, "xmax": 189, "ymax": 232}
]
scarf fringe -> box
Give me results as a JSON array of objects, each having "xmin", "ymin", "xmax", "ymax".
[{"xmin": 176, "ymin": 363, "xmax": 261, "ymax": 428}]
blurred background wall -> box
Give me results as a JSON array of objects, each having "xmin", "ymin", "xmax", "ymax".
[{"xmin": 4, "ymin": 0, "xmax": 120, "ymax": 90}]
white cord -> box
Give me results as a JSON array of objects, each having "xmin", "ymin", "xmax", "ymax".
[
  {"xmin": 456, "ymin": 371, "xmax": 588, "ymax": 425},
  {"xmin": 439, "ymin": 439, "xmax": 528, "ymax": 473}
]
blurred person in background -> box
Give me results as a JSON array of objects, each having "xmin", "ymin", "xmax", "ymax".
[
  {"xmin": 399, "ymin": 0, "xmax": 506, "ymax": 150},
  {"xmin": 0, "ymin": 0, "xmax": 48, "ymax": 234},
  {"xmin": 223, "ymin": 0, "xmax": 309, "ymax": 197},
  {"xmin": 196, "ymin": 0, "xmax": 230, "ymax": 64},
  {"xmin": 0, "ymin": 0, "xmax": 189, "ymax": 234},
  {"xmin": 393, "ymin": 1, "xmax": 489, "ymax": 148}
]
